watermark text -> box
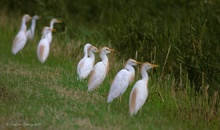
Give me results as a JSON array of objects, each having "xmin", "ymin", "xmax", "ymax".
[{"xmin": 6, "ymin": 122, "xmax": 41, "ymax": 127}]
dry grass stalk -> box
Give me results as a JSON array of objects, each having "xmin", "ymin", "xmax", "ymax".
[{"xmin": 159, "ymin": 44, "xmax": 171, "ymax": 82}]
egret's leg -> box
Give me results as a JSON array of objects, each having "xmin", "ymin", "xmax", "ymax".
[
  {"xmin": 119, "ymin": 95, "xmax": 122, "ymax": 102},
  {"xmin": 92, "ymin": 93, "xmax": 95, "ymax": 99},
  {"xmin": 95, "ymin": 85, "xmax": 99, "ymax": 91},
  {"xmin": 140, "ymin": 108, "xmax": 142, "ymax": 115},
  {"xmin": 20, "ymin": 50, "xmax": 24, "ymax": 57},
  {"xmin": 108, "ymin": 103, "xmax": 111, "ymax": 112}
]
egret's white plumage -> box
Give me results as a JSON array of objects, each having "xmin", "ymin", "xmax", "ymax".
[
  {"xmin": 26, "ymin": 15, "xmax": 41, "ymax": 40},
  {"xmin": 77, "ymin": 43, "xmax": 92, "ymax": 77},
  {"xmin": 37, "ymin": 27, "xmax": 54, "ymax": 63},
  {"xmin": 88, "ymin": 47, "xmax": 115, "ymax": 91},
  {"xmin": 107, "ymin": 59, "xmax": 141, "ymax": 103},
  {"xmin": 129, "ymin": 62, "xmax": 159, "ymax": 116},
  {"xmin": 12, "ymin": 14, "xmax": 32, "ymax": 55},
  {"xmin": 47, "ymin": 18, "xmax": 61, "ymax": 44},
  {"xmin": 77, "ymin": 45, "xmax": 99, "ymax": 79}
]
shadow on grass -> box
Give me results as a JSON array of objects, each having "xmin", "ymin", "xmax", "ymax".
[{"xmin": 0, "ymin": 81, "xmax": 19, "ymax": 101}]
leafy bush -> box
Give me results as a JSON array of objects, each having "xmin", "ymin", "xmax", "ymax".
[{"xmin": 106, "ymin": 0, "xmax": 220, "ymax": 93}]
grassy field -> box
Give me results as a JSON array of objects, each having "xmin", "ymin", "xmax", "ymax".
[{"xmin": 0, "ymin": 2, "xmax": 220, "ymax": 130}]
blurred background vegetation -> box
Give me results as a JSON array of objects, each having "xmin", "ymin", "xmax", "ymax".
[{"xmin": 0, "ymin": 0, "xmax": 219, "ymax": 95}]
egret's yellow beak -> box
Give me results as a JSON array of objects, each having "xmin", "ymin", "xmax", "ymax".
[
  {"xmin": 52, "ymin": 29, "xmax": 56, "ymax": 32},
  {"xmin": 56, "ymin": 20, "xmax": 62, "ymax": 23},
  {"xmin": 150, "ymin": 64, "xmax": 159, "ymax": 68},
  {"xmin": 109, "ymin": 49, "xmax": 116, "ymax": 52},
  {"xmin": 93, "ymin": 47, "xmax": 100, "ymax": 52},
  {"xmin": 49, "ymin": 28, "xmax": 56, "ymax": 32},
  {"xmin": 28, "ymin": 16, "xmax": 32, "ymax": 21},
  {"xmin": 135, "ymin": 61, "xmax": 142, "ymax": 65}
]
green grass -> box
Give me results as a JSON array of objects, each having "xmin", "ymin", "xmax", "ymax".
[{"xmin": 0, "ymin": 6, "xmax": 220, "ymax": 130}]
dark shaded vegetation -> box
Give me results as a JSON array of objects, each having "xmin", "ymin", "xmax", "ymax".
[
  {"xmin": 1, "ymin": 0, "xmax": 219, "ymax": 110},
  {"xmin": 1, "ymin": 1, "xmax": 220, "ymax": 129},
  {"xmin": 0, "ymin": 81, "xmax": 18, "ymax": 101}
]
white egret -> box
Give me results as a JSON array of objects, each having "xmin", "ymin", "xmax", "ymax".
[
  {"xmin": 77, "ymin": 45, "xmax": 99, "ymax": 79},
  {"xmin": 37, "ymin": 27, "xmax": 54, "ymax": 63},
  {"xmin": 12, "ymin": 14, "xmax": 32, "ymax": 55},
  {"xmin": 107, "ymin": 59, "xmax": 141, "ymax": 103},
  {"xmin": 129, "ymin": 62, "xmax": 159, "ymax": 116},
  {"xmin": 26, "ymin": 15, "xmax": 41, "ymax": 40},
  {"xmin": 88, "ymin": 47, "xmax": 115, "ymax": 91},
  {"xmin": 47, "ymin": 18, "xmax": 62, "ymax": 44},
  {"xmin": 77, "ymin": 43, "xmax": 92, "ymax": 78}
]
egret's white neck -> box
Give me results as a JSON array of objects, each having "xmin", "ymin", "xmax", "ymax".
[
  {"xmin": 141, "ymin": 69, "xmax": 149, "ymax": 82},
  {"xmin": 31, "ymin": 19, "xmax": 37, "ymax": 32},
  {"xmin": 125, "ymin": 65, "xmax": 135, "ymax": 76},
  {"xmin": 126, "ymin": 64, "xmax": 135, "ymax": 83},
  {"xmin": 50, "ymin": 22, "xmax": 54, "ymax": 29},
  {"xmin": 88, "ymin": 51, "xmax": 95, "ymax": 61},
  {"xmin": 125, "ymin": 64, "xmax": 135, "ymax": 72},
  {"xmin": 84, "ymin": 48, "xmax": 89, "ymax": 58},
  {"xmin": 41, "ymin": 33, "xmax": 48, "ymax": 39},
  {"xmin": 20, "ymin": 19, "xmax": 27, "ymax": 32},
  {"xmin": 100, "ymin": 53, "xmax": 109, "ymax": 65}
]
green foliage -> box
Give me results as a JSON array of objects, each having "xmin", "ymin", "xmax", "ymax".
[
  {"xmin": 0, "ymin": 0, "xmax": 220, "ymax": 129},
  {"xmin": 106, "ymin": 0, "xmax": 220, "ymax": 92}
]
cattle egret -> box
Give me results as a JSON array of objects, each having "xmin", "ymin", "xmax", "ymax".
[
  {"xmin": 12, "ymin": 14, "xmax": 32, "ymax": 55},
  {"xmin": 47, "ymin": 18, "xmax": 61, "ymax": 44},
  {"xmin": 88, "ymin": 47, "xmax": 115, "ymax": 91},
  {"xmin": 77, "ymin": 43, "xmax": 92, "ymax": 78},
  {"xmin": 107, "ymin": 59, "xmax": 141, "ymax": 103},
  {"xmin": 77, "ymin": 45, "xmax": 99, "ymax": 79},
  {"xmin": 37, "ymin": 27, "xmax": 54, "ymax": 63},
  {"xmin": 26, "ymin": 15, "xmax": 41, "ymax": 40},
  {"xmin": 129, "ymin": 62, "xmax": 159, "ymax": 116}
]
